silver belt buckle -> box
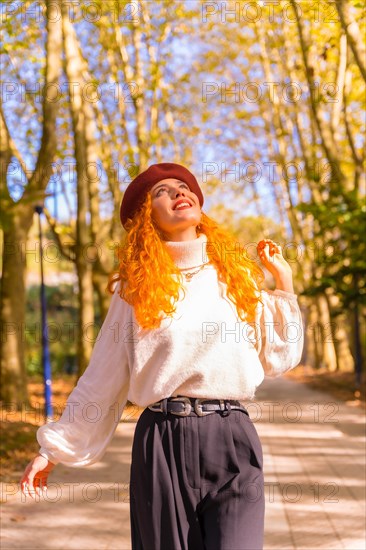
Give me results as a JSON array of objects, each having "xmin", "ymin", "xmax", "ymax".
[
  {"xmin": 194, "ymin": 398, "xmax": 213, "ymax": 416},
  {"xmin": 148, "ymin": 401, "xmax": 164, "ymax": 413},
  {"xmin": 170, "ymin": 396, "xmax": 192, "ymax": 416}
]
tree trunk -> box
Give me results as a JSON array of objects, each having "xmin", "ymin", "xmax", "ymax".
[
  {"xmin": 352, "ymin": 282, "xmax": 363, "ymax": 386},
  {"xmin": 315, "ymin": 295, "xmax": 338, "ymax": 371},
  {"xmin": 0, "ymin": 218, "xmax": 31, "ymax": 406},
  {"xmin": 0, "ymin": 0, "xmax": 62, "ymax": 406},
  {"xmin": 290, "ymin": 0, "xmax": 348, "ymax": 192},
  {"xmin": 325, "ymin": 290, "xmax": 355, "ymax": 372},
  {"xmin": 93, "ymin": 271, "xmax": 111, "ymax": 321},
  {"xmin": 335, "ymin": 0, "xmax": 366, "ymax": 82},
  {"xmin": 62, "ymin": 3, "xmax": 97, "ymax": 376},
  {"xmin": 307, "ymin": 300, "xmax": 323, "ymax": 369},
  {"xmin": 254, "ymin": 20, "xmax": 304, "ymax": 242}
]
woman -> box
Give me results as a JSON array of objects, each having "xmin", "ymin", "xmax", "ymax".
[{"xmin": 21, "ymin": 163, "xmax": 303, "ymax": 550}]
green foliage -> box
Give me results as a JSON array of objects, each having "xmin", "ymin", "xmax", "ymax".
[
  {"xmin": 298, "ymin": 194, "xmax": 366, "ymax": 307},
  {"xmin": 25, "ymin": 284, "xmax": 79, "ymax": 376}
]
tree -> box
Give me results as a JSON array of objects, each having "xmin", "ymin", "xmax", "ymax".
[{"xmin": 0, "ymin": 0, "xmax": 63, "ymax": 406}]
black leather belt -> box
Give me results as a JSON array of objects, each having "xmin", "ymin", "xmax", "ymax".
[{"xmin": 147, "ymin": 396, "xmax": 249, "ymax": 417}]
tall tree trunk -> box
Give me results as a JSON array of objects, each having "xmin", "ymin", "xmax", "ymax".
[
  {"xmin": 0, "ymin": 216, "xmax": 31, "ymax": 405},
  {"xmin": 289, "ymin": 0, "xmax": 348, "ymax": 192},
  {"xmin": 352, "ymin": 275, "xmax": 363, "ymax": 385},
  {"xmin": 62, "ymin": 3, "xmax": 97, "ymax": 376},
  {"xmin": 307, "ymin": 300, "xmax": 322, "ymax": 369},
  {"xmin": 315, "ymin": 295, "xmax": 338, "ymax": 371},
  {"xmin": 254, "ymin": 20, "xmax": 304, "ymax": 241},
  {"xmin": 0, "ymin": 0, "xmax": 62, "ymax": 406},
  {"xmin": 324, "ymin": 290, "xmax": 355, "ymax": 372},
  {"xmin": 335, "ymin": 0, "xmax": 366, "ymax": 83},
  {"xmin": 0, "ymin": 109, "xmax": 33, "ymax": 407}
]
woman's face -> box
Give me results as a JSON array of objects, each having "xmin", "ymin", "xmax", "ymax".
[{"xmin": 150, "ymin": 178, "xmax": 201, "ymax": 241}]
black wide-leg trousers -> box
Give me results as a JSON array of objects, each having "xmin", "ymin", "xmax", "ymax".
[{"xmin": 129, "ymin": 405, "xmax": 265, "ymax": 550}]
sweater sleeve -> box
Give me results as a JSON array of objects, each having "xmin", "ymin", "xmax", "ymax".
[
  {"xmin": 255, "ymin": 289, "xmax": 304, "ymax": 377},
  {"xmin": 36, "ymin": 284, "xmax": 131, "ymax": 468}
]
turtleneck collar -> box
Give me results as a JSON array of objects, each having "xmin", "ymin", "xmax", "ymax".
[{"xmin": 164, "ymin": 233, "xmax": 208, "ymax": 269}]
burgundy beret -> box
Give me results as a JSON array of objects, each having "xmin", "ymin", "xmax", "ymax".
[{"xmin": 120, "ymin": 162, "xmax": 204, "ymax": 228}]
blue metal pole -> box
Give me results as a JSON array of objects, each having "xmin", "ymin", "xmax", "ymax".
[{"xmin": 35, "ymin": 205, "xmax": 53, "ymax": 421}]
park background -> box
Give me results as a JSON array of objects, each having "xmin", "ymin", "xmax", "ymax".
[{"xmin": 0, "ymin": 0, "xmax": 365, "ymax": 481}]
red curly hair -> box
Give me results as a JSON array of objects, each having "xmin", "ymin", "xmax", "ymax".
[{"xmin": 107, "ymin": 193, "xmax": 264, "ymax": 329}]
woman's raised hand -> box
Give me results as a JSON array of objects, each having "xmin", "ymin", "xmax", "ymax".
[
  {"xmin": 257, "ymin": 239, "xmax": 294, "ymax": 293},
  {"xmin": 20, "ymin": 454, "xmax": 56, "ymax": 499}
]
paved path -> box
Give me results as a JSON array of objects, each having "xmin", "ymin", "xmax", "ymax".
[{"xmin": 1, "ymin": 377, "xmax": 365, "ymax": 550}]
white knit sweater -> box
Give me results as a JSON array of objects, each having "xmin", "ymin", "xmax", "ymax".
[{"xmin": 37, "ymin": 233, "xmax": 303, "ymax": 467}]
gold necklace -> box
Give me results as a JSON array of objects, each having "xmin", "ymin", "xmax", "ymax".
[{"xmin": 180, "ymin": 263, "xmax": 208, "ymax": 281}]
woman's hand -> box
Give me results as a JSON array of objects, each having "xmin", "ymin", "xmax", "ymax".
[
  {"xmin": 20, "ymin": 454, "xmax": 56, "ymax": 499},
  {"xmin": 257, "ymin": 239, "xmax": 294, "ymax": 293}
]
